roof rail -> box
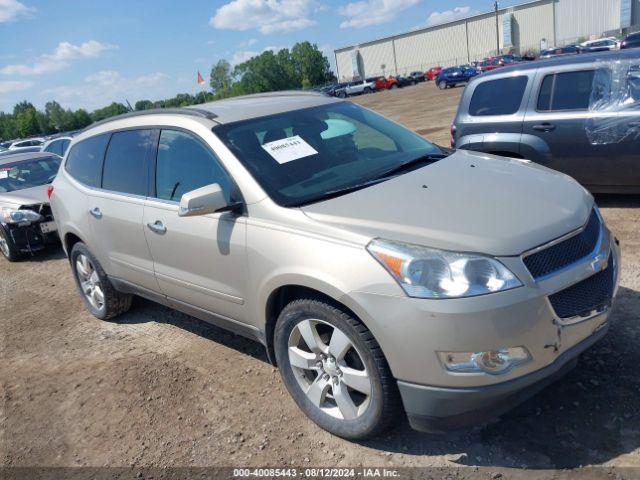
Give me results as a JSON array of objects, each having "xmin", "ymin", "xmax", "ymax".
[{"xmin": 84, "ymin": 107, "xmax": 218, "ymax": 131}]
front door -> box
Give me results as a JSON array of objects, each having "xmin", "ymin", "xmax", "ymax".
[{"xmin": 143, "ymin": 129, "xmax": 248, "ymax": 323}]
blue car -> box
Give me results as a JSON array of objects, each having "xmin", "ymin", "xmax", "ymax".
[{"xmin": 436, "ymin": 65, "xmax": 480, "ymax": 89}]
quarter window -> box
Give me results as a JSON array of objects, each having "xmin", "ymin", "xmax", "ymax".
[
  {"xmin": 65, "ymin": 134, "xmax": 110, "ymax": 187},
  {"xmin": 537, "ymin": 70, "xmax": 596, "ymax": 111},
  {"xmin": 102, "ymin": 129, "xmax": 152, "ymax": 196},
  {"xmin": 155, "ymin": 130, "xmax": 231, "ymax": 202},
  {"xmin": 468, "ymin": 76, "xmax": 528, "ymax": 116}
]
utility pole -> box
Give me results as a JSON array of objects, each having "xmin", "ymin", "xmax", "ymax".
[{"xmin": 494, "ymin": 1, "xmax": 500, "ymax": 56}]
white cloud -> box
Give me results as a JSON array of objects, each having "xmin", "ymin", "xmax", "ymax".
[
  {"xmin": 339, "ymin": 0, "xmax": 420, "ymax": 29},
  {"xmin": 210, "ymin": 0, "xmax": 316, "ymax": 34},
  {"xmin": 426, "ymin": 6, "xmax": 475, "ymax": 26},
  {"xmin": 44, "ymin": 70, "xmax": 170, "ymax": 110},
  {"xmin": 0, "ymin": 0, "xmax": 34, "ymax": 23},
  {"xmin": 0, "ymin": 79, "xmax": 33, "ymax": 94},
  {"xmin": 239, "ymin": 38, "xmax": 258, "ymax": 48},
  {"xmin": 0, "ymin": 40, "xmax": 117, "ymax": 76},
  {"xmin": 230, "ymin": 45, "xmax": 283, "ymax": 66}
]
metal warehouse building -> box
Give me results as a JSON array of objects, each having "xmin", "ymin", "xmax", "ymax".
[{"xmin": 335, "ymin": 0, "xmax": 640, "ymax": 80}]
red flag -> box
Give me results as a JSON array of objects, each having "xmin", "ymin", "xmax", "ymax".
[{"xmin": 197, "ymin": 71, "xmax": 205, "ymax": 86}]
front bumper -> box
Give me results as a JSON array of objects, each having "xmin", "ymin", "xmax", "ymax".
[
  {"xmin": 398, "ymin": 321, "xmax": 608, "ymax": 433},
  {"xmin": 2, "ymin": 221, "xmax": 59, "ymax": 253},
  {"xmin": 344, "ymin": 228, "xmax": 620, "ymax": 432}
]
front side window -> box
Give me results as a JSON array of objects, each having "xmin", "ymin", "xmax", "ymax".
[
  {"xmin": 102, "ymin": 129, "xmax": 152, "ymax": 196},
  {"xmin": 0, "ymin": 156, "xmax": 61, "ymax": 193},
  {"xmin": 214, "ymin": 102, "xmax": 443, "ymax": 206},
  {"xmin": 65, "ymin": 134, "xmax": 110, "ymax": 187},
  {"xmin": 538, "ymin": 70, "xmax": 596, "ymax": 111},
  {"xmin": 469, "ymin": 76, "xmax": 528, "ymax": 116},
  {"xmin": 44, "ymin": 140, "xmax": 63, "ymax": 156},
  {"xmin": 155, "ymin": 130, "xmax": 232, "ymax": 202}
]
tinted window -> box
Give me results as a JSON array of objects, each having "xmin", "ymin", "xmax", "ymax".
[
  {"xmin": 44, "ymin": 140, "xmax": 63, "ymax": 156},
  {"xmin": 469, "ymin": 76, "xmax": 528, "ymax": 116},
  {"xmin": 60, "ymin": 139, "xmax": 71, "ymax": 155},
  {"xmin": 155, "ymin": 130, "xmax": 231, "ymax": 202},
  {"xmin": 537, "ymin": 70, "xmax": 595, "ymax": 111},
  {"xmin": 65, "ymin": 134, "xmax": 109, "ymax": 187},
  {"xmin": 215, "ymin": 102, "xmax": 442, "ymax": 206},
  {"xmin": 102, "ymin": 129, "xmax": 152, "ymax": 196}
]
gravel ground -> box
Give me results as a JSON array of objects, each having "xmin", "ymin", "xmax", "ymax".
[{"xmin": 1, "ymin": 82, "xmax": 639, "ymax": 479}]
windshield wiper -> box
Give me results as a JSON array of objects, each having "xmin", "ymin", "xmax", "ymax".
[
  {"xmin": 290, "ymin": 177, "xmax": 390, "ymax": 207},
  {"xmin": 374, "ymin": 153, "xmax": 448, "ymax": 180}
]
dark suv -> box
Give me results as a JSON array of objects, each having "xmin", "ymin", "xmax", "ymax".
[{"xmin": 452, "ymin": 50, "xmax": 640, "ymax": 193}]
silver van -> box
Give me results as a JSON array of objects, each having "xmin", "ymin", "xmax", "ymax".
[
  {"xmin": 453, "ymin": 49, "xmax": 640, "ymax": 193},
  {"xmin": 51, "ymin": 92, "xmax": 620, "ymax": 439}
]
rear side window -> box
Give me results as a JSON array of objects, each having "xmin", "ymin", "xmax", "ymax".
[
  {"xmin": 102, "ymin": 129, "xmax": 152, "ymax": 196},
  {"xmin": 469, "ymin": 76, "xmax": 528, "ymax": 116},
  {"xmin": 537, "ymin": 70, "xmax": 595, "ymax": 111},
  {"xmin": 65, "ymin": 134, "xmax": 110, "ymax": 187},
  {"xmin": 45, "ymin": 139, "xmax": 65, "ymax": 156},
  {"xmin": 155, "ymin": 130, "xmax": 231, "ymax": 202}
]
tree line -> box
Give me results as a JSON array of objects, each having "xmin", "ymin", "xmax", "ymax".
[{"xmin": 0, "ymin": 42, "xmax": 334, "ymax": 142}]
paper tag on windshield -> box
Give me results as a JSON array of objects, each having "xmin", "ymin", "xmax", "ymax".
[
  {"xmin": 0, "ymin": 170, "xmax": 8, "ymax": 179},
  {"xmin": 261, "ymin": 135, "xmax": 318, "ymax": 164}
]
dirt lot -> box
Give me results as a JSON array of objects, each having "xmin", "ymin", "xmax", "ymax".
[{"xmin": 2, "ymin": 82, "xmax": 640, "ymax": 478}]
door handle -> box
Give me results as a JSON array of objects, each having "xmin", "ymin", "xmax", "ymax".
[
  {"xmin": 532, "ymin": 123, "xmax": 556, "ymax": 132},
  {"xmin": 89, "ymin": 207, "xmax": 102, "ymax": 219},
  {"xmin": 146, "ymin": 220, "xmax": 167, "ymax": 235}
]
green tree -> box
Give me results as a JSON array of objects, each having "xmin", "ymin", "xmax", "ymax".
[
  {"xmin": 73, "ymin": 109, "xmax": 92, "ymax": 129},
  {"xmin": 210, "ymin": 59, "xmax": 232, "ymax": 94},
  {"xmin": 15, "ymin": 108, "xmax": 41, "ymax": 137},
  {"xmin": 90, "ymin": 102, "xmax": 128, "ymax": 122},
  {"xmin": 135, "ymin": 100, "xmax": 154, "ymax": 111},
  {"xmin": 13, "ymin": 100, "xmax": 35, "ymax": 117},
  {"xmin": 291, "ymin": 41, "xmax": 333, "ymax": 86}
]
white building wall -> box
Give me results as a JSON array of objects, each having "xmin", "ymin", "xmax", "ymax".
[
  {"xmin": 467, "ymin": 14, "xmax": 503, "ymax": 61},
  {"xmin": 555, "ymin": 0, "xmax": 622, "ymax": 43},
  {"xmin": 358, "ymin": 41, "xmax": 396, "ymax": 78},
  {"xmin": 394, "ymin": 22, "xmax": 468, "ymax": 72},
  {"xmin": 512, "ymin": 1, "xmax": 556, "ymax": 51},
  {"xmin": 335, "ymin": 50, "xmax": 354, "ymax": 81}
]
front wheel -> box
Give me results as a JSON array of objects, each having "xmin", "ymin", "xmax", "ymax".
[
  {"xmin": 438, "ymin": 81, "xmax": 447, "ymax": 90},
  {"xmin": 0, "ymin": 227, "xmax": 21, "ymax": 262},
  {"xmin": 338, "ymin": 90, "xmax": 346, "ymax": 98},
  {"xmin": 275, "ymin": 299, "xmax": 401, "ymax": 439}
]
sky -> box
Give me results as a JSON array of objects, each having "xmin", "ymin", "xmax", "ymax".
[{"xmin": 0, "ymin": 0, "xmax": 522, "ymax": 113}]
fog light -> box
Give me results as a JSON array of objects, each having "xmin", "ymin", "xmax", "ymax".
[{"xmin": 438, "ymin": 347, "xmax": 531, "ymax": 375}]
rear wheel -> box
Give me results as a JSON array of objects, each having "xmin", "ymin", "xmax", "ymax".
[
  {"xmin": 364, "ymin": 87, "xmax": 373, "ymax": 94},
  {"xmin": 275, "ymin": 298, "xmax": 401, "ymax": 439},
  {"xmin": 389, "ymin": 83, "xmax": 398, "ymax": 89},
  {"xmin": 0, "ymin": 227, "xmax": 21, "ymax": 262},
  {"xmin": 70, "ymin": 242, "xmax": 132, "ymax": 320}
]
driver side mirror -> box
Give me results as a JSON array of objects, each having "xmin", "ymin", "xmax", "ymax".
[{"xmin": 178, "ymin": 183, "xmax": 234, "ymax": 217}]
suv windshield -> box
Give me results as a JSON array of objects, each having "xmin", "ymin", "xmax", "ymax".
[
  {"xmin": 0, "ymin": 156, "xmax": 61, "ymax": 193},
  {"xmin": 214, "ymin": 102, "xmax": 444, "ymax": 206}
]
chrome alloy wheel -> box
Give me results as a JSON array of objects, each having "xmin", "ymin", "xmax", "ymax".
[
  {"xmin": 75, "ymin": 254, "xmax": 105, "ymax": 311},
  {"xmin": 288, "ymin": 319, "xmax": 372, "ymax": 420}
]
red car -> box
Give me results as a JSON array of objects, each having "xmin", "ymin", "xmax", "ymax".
[
  {"xmin": 366, "ymin": 76, "xmax": 389, "ymax": 90},
  {"xmin": 426, "ymin": 66, "xmax": 442, "ymax": 81}
]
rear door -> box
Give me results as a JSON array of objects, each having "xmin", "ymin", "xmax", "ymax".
[
  {"xmin": 456, "ymin": 74, "xmax": 531, "ymax": 154},
  {"xmin": 522, "ymin": 65, "xmax": 619, "ymax": 187},
  {"xmin": 89, "ymin": 128, "xmax": 159, "ymax": 292}
]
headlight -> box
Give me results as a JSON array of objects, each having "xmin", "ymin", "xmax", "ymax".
[
  {"xmin": 367, "ymin": 239, "xmax": 522, "ymax": 299},
  {"xmin": 1, "ymin": 208, "xmax": 43, "ymax": 224}
]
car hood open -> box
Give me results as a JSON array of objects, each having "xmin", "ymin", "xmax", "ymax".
[
  {"xmin": 301, "ymin": 150, "xmax": 593, "ymax": 256},
  {"xmin": 0, "ymin": 184, "xmax": 49, "ymax": 209}
]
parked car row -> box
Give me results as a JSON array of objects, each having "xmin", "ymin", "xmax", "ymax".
[{"xmin": 0, "ymin": 133, "xmax": 76, "ymax": 159}]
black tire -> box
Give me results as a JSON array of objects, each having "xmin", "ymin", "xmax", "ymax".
[
  {"xmin": 364, "ymin": 87, "xmax": 373, "ymax": 94},
  {"xmin": 438, "ymin": 81, "xmax": 447, "ymax": 90},
  {"xmin": 389, "ymin": 83, "xmax": 398, "ymax": 89},
  {"xmin": 0, "ymin": 227, "xmax": 22, "ymax": 262},
  {"xmin": 70, "ymin": 242, "xmax": 132, "ymax": 320},
  {"xmin": 338, "ymin": 90, "xmax": 346, "ymax": 98},
  {"xmin": 274, "ymin": 298, "xmax": 401, "ymax": 439}
]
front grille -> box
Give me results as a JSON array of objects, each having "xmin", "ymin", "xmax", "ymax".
[
  {"xmin": 548, "ymin": 256, "xmax": 614, "ymax": 319},
  {"xmin": 524, "ymin": 209, "xmax": 600, "ymax": 279}
]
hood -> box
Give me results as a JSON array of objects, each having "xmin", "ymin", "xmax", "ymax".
[
  {"xmin": 301, "ymin": 150, "xmax": 592, "ymax": 256},
  {"xmin": 0, "ymin": 184, "xmax": 49, "ymax": 209}
]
